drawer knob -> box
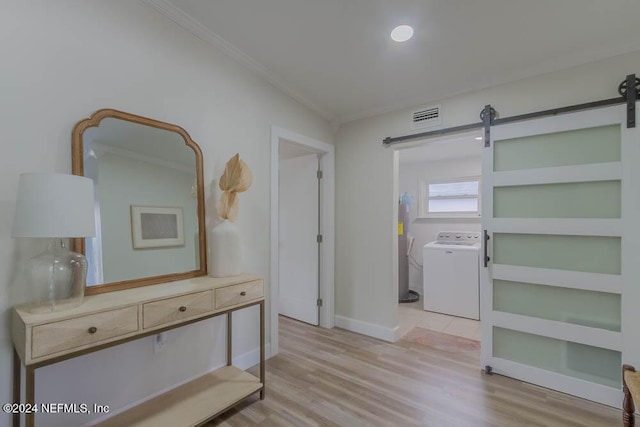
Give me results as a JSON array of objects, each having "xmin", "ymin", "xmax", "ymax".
[
  {"xmin": 88, "ymin": 326, "xmax": 98, "ymax": 334},
  {"xmin": 240, "ymin": 291, "xmax": 246, "ymax": 296},
  {"xmin": 179, "ymin": 306, "xmax": 187, "ymax": 312}
]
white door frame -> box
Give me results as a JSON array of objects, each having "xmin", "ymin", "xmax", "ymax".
[{"xmin": 270, "ymin": 126, "xmax": 335, "ymax": 356}]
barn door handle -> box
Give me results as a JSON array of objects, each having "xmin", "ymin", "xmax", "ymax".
[{"xmin": 483, "ymin": 230, "xmax": 491, "ymax": 267}]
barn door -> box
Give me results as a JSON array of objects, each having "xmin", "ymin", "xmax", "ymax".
[{"xmin": 481, "ymin": 104, "xmax": 640, "ymax": 406}]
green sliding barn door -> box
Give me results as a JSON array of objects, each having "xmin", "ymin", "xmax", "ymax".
[{"xmin": 481, "ymin": 104, "xmax": 640, "ymax": 406}]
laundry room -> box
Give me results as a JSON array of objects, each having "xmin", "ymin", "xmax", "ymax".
[{"xmin": 396, "ymin": 130, "xmax": 483, "ymax": 342}]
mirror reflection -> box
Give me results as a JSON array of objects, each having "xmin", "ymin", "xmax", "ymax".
[{"xmin": 82, "ymin": 118, "xmax": 199, "ymax": 286}]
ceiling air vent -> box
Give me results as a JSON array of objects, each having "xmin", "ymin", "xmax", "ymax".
[{"xmin": 411, "ymin": 105, "xmax": 441, "ymax": 129}]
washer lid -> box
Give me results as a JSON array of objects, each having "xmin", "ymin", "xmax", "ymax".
[
  {"xmin": 425, "ymin": 241, "xmax": 480, "ymax": 251},
  {"xmin": 432, "ymin": 241, "xmax": 478, "ymax": 246}
]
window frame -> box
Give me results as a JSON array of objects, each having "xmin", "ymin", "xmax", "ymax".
[{"xmin": 418, "ymin": 175, "xmax": 481, "ymax": 219}]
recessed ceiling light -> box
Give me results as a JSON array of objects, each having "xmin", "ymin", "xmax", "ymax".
[
  {"xmin": 474, "ymin": 137, "xmax": 483, "ymax": 141},
  {"xmin": 391, "ymin": 25, "xmax": 414, "ymax": 42}
]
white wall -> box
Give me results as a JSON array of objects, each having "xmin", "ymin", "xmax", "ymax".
[
  {"xmin": 335, "ymin": 50, "xmax": 640, "ymax": 336},
  {"xmin": 0, "ymin": 1, "xmax": 333, "ymax": 426},
  {"xmin": 399, "ymin": 157, "xmax": 481, "ymax": 295}
]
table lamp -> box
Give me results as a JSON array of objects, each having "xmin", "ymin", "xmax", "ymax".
[{"xmin": 12, "ymin": 173, "xmax": 95, "ymax": 313}]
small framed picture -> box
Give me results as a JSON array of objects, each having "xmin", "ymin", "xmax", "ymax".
[{"xmin": 130, "ymin": 206, "xmax": 184, "ymax": 249}]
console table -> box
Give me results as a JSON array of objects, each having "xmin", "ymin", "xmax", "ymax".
[{"xmin": 11, "ymin": 274, "xmax": 265, "ymax": 427}]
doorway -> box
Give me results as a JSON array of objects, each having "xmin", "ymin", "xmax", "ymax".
[
  {"xmin": 279, "ymin": 146, "xmax": 320, "ymax": 325},
  {"xmin": 270, "ymin": 126, "xmax": 335, "ymax": 357},
  {"xmin": 394, "ymin": 131, "xmax": 483, "ymax": 341},
  {"xmin": 390, "ymin": 102, "xmax": 636, "ymax": 407}
]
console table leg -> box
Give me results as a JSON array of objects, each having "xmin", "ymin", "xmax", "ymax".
[
  {"xmin": 260, "ymin": 300, "xmax": 265, "ymax": 400},
  {"xmin": 25, "ymin": 366, "xmax": 34, "ymax": 427},
  {"xmin": 12, "ymin": 350, "xmax": 20, "ymax": 427},
  {"xmin": 227, "ymin": 312, "xmax": 232, "ymax": 366}
]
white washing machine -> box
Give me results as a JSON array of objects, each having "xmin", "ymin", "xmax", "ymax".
[{"xmin": 423, "ymin": 231, "xmax": 480, "ymax": 320}]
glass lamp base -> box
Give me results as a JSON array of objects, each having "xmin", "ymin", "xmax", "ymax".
[{"xmin": 26, "ymin": 239, "xmax": 87, "ymax": 313}]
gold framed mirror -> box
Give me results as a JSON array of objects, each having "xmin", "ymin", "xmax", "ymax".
[{"xmin": 72, "ymin": 109, "xmax": 207, "ymax": 295}]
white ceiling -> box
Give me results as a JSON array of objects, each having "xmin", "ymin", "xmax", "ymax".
[{"xmin": 153, "ymin": 0, "xmax": 640, "ymax": 124}]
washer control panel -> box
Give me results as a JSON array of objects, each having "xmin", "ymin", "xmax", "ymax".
[{"xmin": 435, "ymin": 232, "xmax": 481, "ymax": 245}]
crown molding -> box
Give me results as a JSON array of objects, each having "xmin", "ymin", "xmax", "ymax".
[
  {"xmin": 143, "ymin": 0, "xmax": 640, "ymax": 130},
  {"xmin": 140, "ymin": 0, "xmax": 335, "ymax": 122},
  {"xmin": 337, "ymin": 45, "xmax": 640, "ymax": 126}
]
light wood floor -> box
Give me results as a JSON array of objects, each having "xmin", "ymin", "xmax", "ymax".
[
  {"xmin": 398, "ymin": 301, "xmax": 481, "ymax": 340},
  {"xmin": 208, "ymin": 316, "xmax": 619, "ymax": 426}
]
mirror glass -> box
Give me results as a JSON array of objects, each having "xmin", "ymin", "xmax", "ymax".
[{"xmin": 74, "ymin": 112, "xmax": 206, "ymax": 292}]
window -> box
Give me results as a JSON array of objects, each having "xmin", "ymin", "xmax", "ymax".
[{"xmin": 419, "ymin": 177, "xmax": 480, "ymax": 217}]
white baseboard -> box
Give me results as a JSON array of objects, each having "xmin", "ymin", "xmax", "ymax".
[
  {"xmin": 233, "ymin": 343, "xmax": 272, "ymax": 370},
  {"xmin": 83, "ymin": 344, "xmax": 270, "ymax": 426},
  {"xmin": 335, "ymin": 315, "xmax": 399, "ymax": 342}
]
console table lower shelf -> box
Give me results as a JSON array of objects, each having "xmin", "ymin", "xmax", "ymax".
[{"xmin": 97, "ymin": 366, "xmax": 262, "ymax": 427}]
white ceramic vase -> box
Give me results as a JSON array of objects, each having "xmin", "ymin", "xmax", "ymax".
[{"xmin": 209, "ymin": 219, "xmax": 242, "ymax": 277}]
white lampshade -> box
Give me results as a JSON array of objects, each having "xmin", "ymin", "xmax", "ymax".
[{"xmin": 12, "ymin": 173, "xmax": 96, "ymax": 238}]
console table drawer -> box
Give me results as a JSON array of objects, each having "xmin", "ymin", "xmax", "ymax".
[
  {"xmin": 215, "ymin": 280, "xmax": 263, "ymax": 309},
  {"xmin": 32, "ymin": 306, "xmax": 139, "ymax": 359},
  {"xmin": 143, "ymin": 290, "xmax": 212, "ymax": 329}
]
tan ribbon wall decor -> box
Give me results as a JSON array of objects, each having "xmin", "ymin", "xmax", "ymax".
[{"xmin": 217, "ymin": 153, "xmax": 253, "ymax": 222}]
